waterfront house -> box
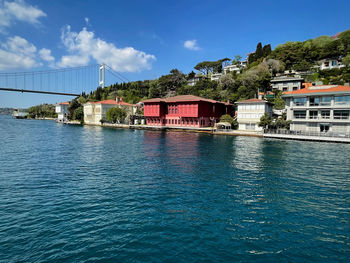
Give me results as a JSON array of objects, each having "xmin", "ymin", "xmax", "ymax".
[
  {"xmin": 142, "ymin": 95, "xmax": 233, "ymax": 128},
  {"xmin": 270, "ymin": 76, "xmax": 304, "ymax": 92},
  {"xmin": 282, "ymin": 85, "xmax": 350, "ymax": 134},
  {"xmin": 83, "ymin": 97, "xmax": 138, "ymax": 125},
  {"xmin": 55, "ymin": 102, "xmax": 69, "ymax": 122},
  {"xmin": 236, "ymin": 99, "xmax": 273, "ymax": 131}
]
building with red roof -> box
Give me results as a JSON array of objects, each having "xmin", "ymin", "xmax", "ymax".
[
  {"xmin": 55, "ymin": 102, "xmax": 70, "ymax": 122},
  {"xmin": 236, "ymin": 98, "xmax": 273, "ymax": 131},
  {"xmin": 83, "ymin": 97, "xmax": 138, "ymax": 125},
  {"xmin": 282, "ymin": 85, "xmax": 350, "ymax": 134},
  {"xmin": 141, "ymin": 95, "xmax": 233, "ymax": 127}
]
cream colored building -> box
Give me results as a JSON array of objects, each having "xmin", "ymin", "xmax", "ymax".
[
  {"xmin": 236, "ymin": 99, "xmax": 273, "ymax": 131},
  {"xmin": 84, "ymin": 98, "xmax": 137, "ymax": 125}
]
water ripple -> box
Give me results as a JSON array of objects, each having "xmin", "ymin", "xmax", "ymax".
[{"xmin": 0, "ymin": 115, "xmax": 349, "ymax": 262}]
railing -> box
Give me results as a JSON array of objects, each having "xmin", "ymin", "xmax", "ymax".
[{"xmin": 264, "ymin": 129, "xmax": 350, "ymax": 138}]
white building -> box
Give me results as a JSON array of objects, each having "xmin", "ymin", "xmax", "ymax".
[
  {"xmin": 187, "ymin": 74, "xmax": 207, "ymax": 86},
  {"xmin": 236, "ymin": 99, "xmax": 273, "ymax": 131},
  {"xmin": 55, "ymin": 102, "xmax": 69, "ymax": 122},
  {"xmin": 282, "ymin": 85, "xmax": 350, "ymax": 134},
  {"xmin": 223, "ymin": 64, "xmax": 241, "ymax": 74},
  {"xmin": 318, "ymin": 58, "xmax": 345, "ymax": 70},
  {"xmin": 84, "ymin": 97, "xmax": 138, "ymax": 125},
  {"xmin": 270, "ymin": 76, "xmax": 304, "ymax": 92},
  {"xmin": 210, "ymin": 73, "xmax": 222, "ymax": 81}
]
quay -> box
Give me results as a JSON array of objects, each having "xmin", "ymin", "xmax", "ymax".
[{"xmin": 264, "ymin": 131, "xmax": 350, "ymax": 143}]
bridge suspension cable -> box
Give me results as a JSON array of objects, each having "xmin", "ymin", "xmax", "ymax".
[{"xmin": 0, "ymin": 63, "xmax": 131, "ymax": 97}]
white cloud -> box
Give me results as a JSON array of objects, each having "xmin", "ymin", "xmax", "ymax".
[
  {"xmin": 184, "ymin": 39, "xmax": 200, "ymax": 51},
  {"xmin": 39, "ymin": 48, "xmax": 54, "ymax": 62},
  {"xmin": 0, "ymin": 0, "xmax": 46, "ymax": 32},
  {"xmin": 58, "ymin": 25, "xmax": 156, "ymax": 72},
  {"xmin": 0, "ymin": 35, "xmax": 37, "ymax": 70},
  {"xmin": 84, "ymin": 17, "xmax": 90, "ymax": 26},
  {"xmin": 0, "ymin": 36, "xmax": 54, "ymax": 70}
]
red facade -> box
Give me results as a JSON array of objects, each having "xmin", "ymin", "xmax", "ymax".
[{"xmin": 142, "ymin": 95, "xmax": 233, "ymax": 127}]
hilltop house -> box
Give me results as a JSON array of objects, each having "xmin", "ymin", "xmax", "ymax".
[
  {"xmin": 83, "ymin": 97, "xmax": 137, "ymax": 125},
  {"xmin": 318, "ymin": 57, "xmax": 345, "ymax": 70},
  {"xmin": 282, "ymin": 85, "xmax": 350, "ymax": 134},
  {"xmin": 55, "ymin": 102, "xmax": 70, "ymax": 122},
  {"xmin": 270, "ymin": 76, "xmax": 305, "ymax": 92},
  {"xmin": 142, "ymin": 95, "xmax": 233, "ymax": 128},
  {"xmin": 187, "ymin": 74, "xmax": 208, "ymax": 86},
  {"xmin": 236, "ymin": 99, "xmax": 273, "ymax": 131}
]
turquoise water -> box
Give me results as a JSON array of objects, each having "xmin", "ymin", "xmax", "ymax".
[{"xmin": 0, "ymin": 114, "xmax": 349, "ymax": 262}]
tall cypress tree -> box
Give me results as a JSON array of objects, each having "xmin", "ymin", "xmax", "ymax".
[
  {"xmin": 262, "ymin": 44, "xmax": 272, "ymax": 57},
  {"xmin": 255, "ymin": 42, "xmax": 263, "ymax": 59}
]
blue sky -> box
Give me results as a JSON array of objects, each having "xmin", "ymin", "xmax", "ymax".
[{"xmin": 0, "ymin": 0, "xmax": 349, "ymax": 108}]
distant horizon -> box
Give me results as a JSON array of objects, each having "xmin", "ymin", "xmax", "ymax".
[{"xmin": 0, "ymin": 0, "xmax": 349, "ymax": 108}]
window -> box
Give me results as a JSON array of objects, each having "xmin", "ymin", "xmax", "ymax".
[
  {"xmin": 321, "ymin": 110, "xmax": 330, "ymax": 119},
  {"xmin": 191, "ymin": 119, "xmax": 193, "ymax": 125},
  {"xmin": 246, "ymin": 124, "xmax": 255, "ymax": 130},
  {"xmin": 293, "ymin": 87, "xmax": 298, "ymax": 91},
  {"xmin": 186, "ymin": 119, "xmax": 189, "ymax": 124},
  {"xmin": 309, "ymin": 111, "xmax": 318, "ymax": 119},
  {"xmin": 294, "ymin": 110, "xmax": 306, "ymax": 119},
  {"xmin": 331, "ymin": 60, "xmax": 338, "ymax": 66},
  {"xmin": 283, "ymin": 87, "xmax": 288, "ymax": 92},
  {"xmin": 195, "ymin": 120, "xmax": 198, "ymax": 124},
  {"xmin": 334, "ymin": 110, "xmax": 349, "ymax": 119},
  {"xmin": 320, "ymin": 96, "xmax": 331, "ymax": 106},
  {"xmin": 309, "ymin": 97, "xmax": 319, "ymax": 106},
  {"xmin": 324, "ymin": 61, "xmax": 329, "ymax": 67},
  {"xmin": 294, "ymin": 97, "xmax": 307, "ymax": 106},
  {"xmin": 334, "ymin": 96, "xmax": 350, "ymax": 105}
]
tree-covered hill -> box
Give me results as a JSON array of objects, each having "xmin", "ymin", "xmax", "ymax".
[{"xmin": 82, "ymin": 29, "xmax": 350, "ymax": 106}]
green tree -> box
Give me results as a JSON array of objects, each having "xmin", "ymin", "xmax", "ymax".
[
  {"xmin": 262, "ymin": 44, "xmax": 272, "ymax": 57},
  {"xmin": 106, "ymin": 107, "xmax": 127, "ymax": 123},
  {"xmin": 232, "ymin": 55, "xmax": 242, "ymax": 65},
  {"xmin": 342, "ymin": 53, "xmax": 350, "ymax": 67},
  {"xmin": 72, "ymin": 106, "xmax": 84, "ymax": 122},
  {"xmin": 220, "ymin": 114, "xmax": 234, "ymax": 124},
  {"xmin": 67, "ymin": 99, "xmax": 81, "ymax": 120},
  {"xmin": 255, "ymin": 42, "xmax": 263, "ymax": 59},
  {"xmin": 258, "ymin": 113, "xmax": 273, "ymax": 129}
]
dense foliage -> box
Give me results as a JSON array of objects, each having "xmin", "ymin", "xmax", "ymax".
[
  {"xmin": 28, "ymin": 104, "xmax": 57, "ymax": 118},
  {"xmin": 81, "ymin": 29, "xmax": 350, "ymax": 110},
  {"xmin": 106, "ymin": 107, "xmax": 127, "ymax": 123},
  {"xmin": 269, "ymin": 30, "xmax": 350, "ymax": 70}
]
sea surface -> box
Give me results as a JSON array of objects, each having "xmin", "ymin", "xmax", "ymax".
[{"xmin": 0, "ymin": 114, "xmax": 349, "ymax": 262}]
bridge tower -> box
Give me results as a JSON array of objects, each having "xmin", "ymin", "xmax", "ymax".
[{"xmin": 99, "ymin": 64, "xmax": 105, "ymax": 88}]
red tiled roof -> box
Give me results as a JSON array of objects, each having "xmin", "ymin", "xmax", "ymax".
[
  {"xmin": 283, "ymin": 85, "xmax": 350, "ymax": 96},
  {"xmin": 87, "ymin": 99, "xmax": 136, "ymax": 106},
  {"xmin": 58, "ymin": 102, "xmax": 69, "ymax": 105},
  {"xmin": 142, "ymin": 95, "xmax": 228, "ymax": 104},
  {"xmin": 236, "ymin": 98, "xmax": 269, "ymax": 104}
]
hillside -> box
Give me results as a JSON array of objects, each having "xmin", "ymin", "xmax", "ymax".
[
  {"xmin": 0, "ymin": 108, "xmax": 13, "ymax": 115},
  {"xmin": 81, "ymin": 30, "xmax": 350, "ymax": 105}
]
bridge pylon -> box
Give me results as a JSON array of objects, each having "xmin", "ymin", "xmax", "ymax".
[{"xmin": 99, "ymin": 64, "xmax": 105, "ymax": 88}]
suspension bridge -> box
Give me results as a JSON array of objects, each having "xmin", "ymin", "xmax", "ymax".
[{"xmin": 0, "ymin": 64, "xmax": 129, "ymax": 97}]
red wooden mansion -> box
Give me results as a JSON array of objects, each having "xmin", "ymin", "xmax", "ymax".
[{"xmin": 142, "ymin": 95, "xmax": 233, "ymax": 127}]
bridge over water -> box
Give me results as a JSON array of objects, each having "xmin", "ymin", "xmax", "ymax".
[{"xmin": 0, "ymin": 64, "xmax": 129, "ymax": 97}]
